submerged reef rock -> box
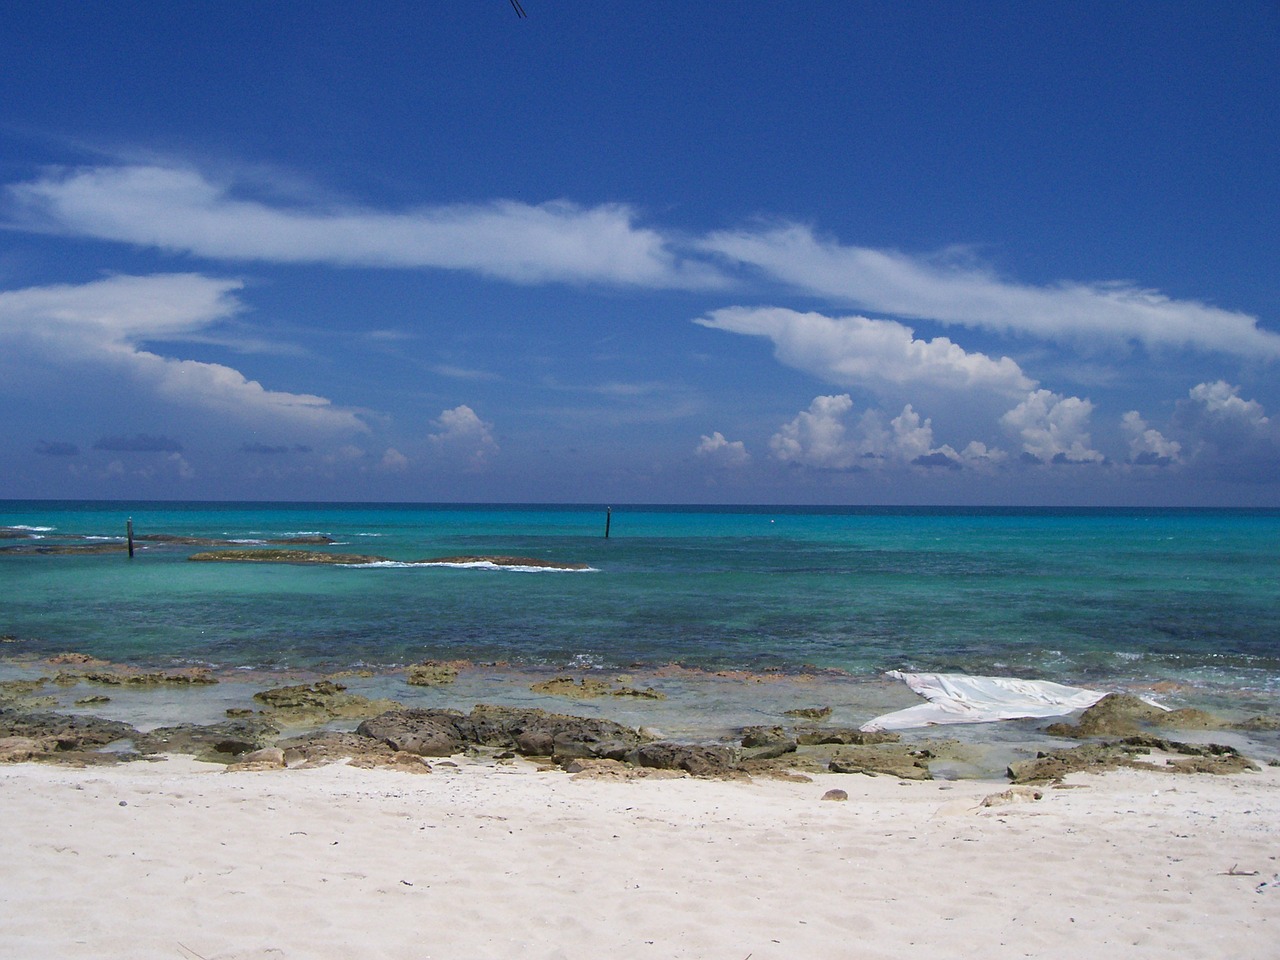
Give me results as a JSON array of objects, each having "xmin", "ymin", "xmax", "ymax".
[
  {"xmin": 252, "ymin": 681, "xmax": 400, "ymax": 725},
  {"xmin": 405, "ymin": 660, "xmax": 463, "ymax": 686},
  {"xmin": 1008, "ymin": 737, "xmax": 1260, "ymax": 783},
  {"xmin": 531, "ymin": 676, "xmax": 666, "ymax": 700},
  {"xmin": 795, "ymin": 726, "xmax": 901, "ymax": 746},
  {"xmin": 188, "ymin": 548, "xmax": 387, "ymax": 564},
  {"xmin": 81, "ymin": 667, "xmax": 217, "ymax": 686},
  {"xmin": 785, "ymin": 706, "xmax": 833, "ymax": 720}
]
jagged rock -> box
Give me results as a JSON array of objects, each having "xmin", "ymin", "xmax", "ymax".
[
  {"xmin": 468, "ymin": 704, "xmax": 647, "ymax": 760},
  {"xmin": 188, "ymin": 549, "xmax": 388, "ymax": 564},
  {"xmin": 1232, "ymin": 715, "xmax": 1280, "ymax": 732},
  {"xmin": 633, "ymin": 742, "xmax": 739, "ymax": 777},
  {"xmin": 252, "ymin": 681, "xmax": 400, "ymax": 725},
  {"xmin": 0, "ymin": 736, "xmax": 47, "ymax": 762},
  {"xmin": 1008, "ymin": 737, "xmax": 1260, "ymax": 783},
  {"xmin": 82, "ymin": 668, "xmax": 216, "ymax": 686},
  {"xmin": 0, "ymin": 709, "xmax": 138, "ymax": 751},
  {"xmin": 1046, "ymin": 693, "xmax": 1172, "ymax": 738},
  {"xmin": 348, "ymin": 750, "xmax": 433, "ymax": 774},
  {"xmin": 563, "ymin": 758, "xmax": 685, "ymax": 781},
  {"xmin": 530, "ymin": 676, "xmax": 666, "ymax": 701},
  {"xmin": 275, "ymin": 730, "xmax": 397, "ymax": 766},
  {"xmin": 75, "ymin": 695, "xmax": 111, "ymax": 705},
  {"xmin": 785, "ymin": 706, "xmax": 832, "ymax": 721},
  {"xmin": 357, "ymin": 709, "xmax": 472, "ymax": 756},
  {"xmin": 795, "ymin": 726, "xmax": 901, "ymax": 746},
  {"xmin": 740, "ymin": 725, "xmax": 791, "ymax": 748},
  {"xmin": 405, "ymin": 660, "xmax": 461, "ymax": 686},
  {"xmin": 47, "ymin": 652, "xmax": 103, "ymax": 665},
  {"xmin": 226, "ymin": 747, "xmax": 287, "ymax": 771},
  {"xmin": 531, "ymin": 676, "xmax": 616, "ymax": 699},
  {"xmin": 137, "ymin": 718, "xmax": 280, "ymax": 761},
  {"xmin": 827, "ymin": 744, "xmax": 935, "ymax": 780}
]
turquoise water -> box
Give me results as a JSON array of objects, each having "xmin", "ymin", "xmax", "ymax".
[{"xmin": 3, "ymin": 501, "xmax": 1278, "ymax": 704}]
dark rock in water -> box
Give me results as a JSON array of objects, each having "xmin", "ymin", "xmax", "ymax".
[
  {"xmin": 188, "ymin": 548, "xmax": 388, "ymax": 564},
  {"xmin": 253, "ymin": 681, "xmax": 400, "ymax": 725},
  {"xmin": 827, "ymin": 744, "xmax": 933, "ymax": 780},
  {"xmin": 740, "ymin": 725, "xmax": 792, "ymax": 748},
  {"xmin": 1231, "ymin": 715, "xmax": 1280, "ymax": 732},
  {"xmin": 405, "ymin": 660, "xmax": 461, "ymax": 686},
  {"xmin": 795, "ymin": 726, "xmax": 901, "ymax": 746},
  {"xmin": 633, "ymin": 742, "xmax": 739, "ymax": 777},
  {"xmin": 82, "ymin": 668, "xmax": 217, "ymax": 686},
  {"xmin": 0, "ymin": 709, "xmax": 138, "ymax": 752},
  {"xmin": 785, "ymin": 706, "xmax": 833, "ymax": 721},
  {"xmin": 137, "ymin": 718, "xmax": 280, "ymax": 761}
]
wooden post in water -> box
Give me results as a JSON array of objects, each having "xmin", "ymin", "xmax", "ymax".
[
  {"xmin": 126, "ymin": 517, "xmax": 134, "ymax": 558},
  {"xmin": 604, "ymin": 507, "xmax": 612, "ymax": 539}
]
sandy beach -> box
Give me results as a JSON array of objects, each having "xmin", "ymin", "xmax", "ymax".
[{"xmin": 2, "ymin": 756, "xmax": 1276, "ymax": 960}]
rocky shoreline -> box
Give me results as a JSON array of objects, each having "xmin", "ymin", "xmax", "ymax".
[{"xmin": 2, "ymin": 661, "xmax": 1274, "ymax": 784}]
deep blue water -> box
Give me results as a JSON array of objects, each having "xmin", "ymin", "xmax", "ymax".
[{"xmin": 2, "ymin": 501, "xmax": 1278, "ymax": 699}]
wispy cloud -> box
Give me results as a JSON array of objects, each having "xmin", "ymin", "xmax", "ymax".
[
  {"xmin": 7, "ymin": 164, "xmax": 725, "ymax": 289},
  {"xmin": 697, "ymin": 306, "xmax": 1034, "ymax": 398},
  {"xmin": 0, "ymin": 274, "xmax": 366, "ymax": 434},
  {"xmin": 701, "ymin": 224, "xmax": 1280, "ymax": 359}
]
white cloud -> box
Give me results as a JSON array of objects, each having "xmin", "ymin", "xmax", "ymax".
[
  {"xmin": 379, "ymin": 447, "xmax": 409, "ymax": 472},
  {"xmin": 0, "ymin": 274, "xmax": 366, "ymax": 434},
  {"xmin": 8, "ymin": 164, "xmax": 723, "ymax": 289},
  {"xmin": 429, "ymin": 404, "xmax": 498, "ymax": 468},
  {"xmin": 701, "ymin": 224, "xmax": 1280, "ymax": 359},
  {"xmin": 697, "ymin": 306, "xmax": 1033, "ymax": 398},
  {"xmin": 770, "ymin": 395, "xmax": 998, "ymax": 471},
  {"xmin": 696, "ymin": 431, "xmax": 750, "ymax": 466},
  {"xmin": 1001, "ymin": 389, "xmax": 1105, "ymax": 464},
  {"xmin": 1187, "ymin": 380, "xmax": 1269, "ymax": 426},
  {"xmin": 1120, "ymin": 411, "xmax": 1181, "ymax": 466}
]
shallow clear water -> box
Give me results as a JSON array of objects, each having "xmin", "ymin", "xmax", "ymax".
[{"xmin": 2, "ymin": 501, "xmax": 1277, "ymax": 696}]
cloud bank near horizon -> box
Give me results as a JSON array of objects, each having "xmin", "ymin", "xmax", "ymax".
[{"xmin": 0, "ymin": 273, "xmax": 366, "ymax": 435}]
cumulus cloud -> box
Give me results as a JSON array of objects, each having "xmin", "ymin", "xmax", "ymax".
[
  {"xmin": 697, "ymin": 306, "xmax": 1033, "ymax": 398},
  {"xmin": 1173, "ymin": 381, "xmax": 1280, "ymax": 481},
  {"xmin": 8, "ymin": 164, "xmax": 723, "ymax": 289},
  {"xmin": 0, "ymin": 274, "xmax": 365, "ymax": 434},
  {"xmin": 1120, "ymin": 411, "xmax": 1181, "ymax": 467},
  {"xmin": 701, "ymin": 224, "xmax": 1280, "ymax": 359},
  {"xmin": 379, "ymin": 447, "xmax": 409, "ymax": 471},
  {"xmin": 770, "ymin": 395, "xmax": 999, "ymax": 471},
  {"xmin": 429, "ymin": 404, "xmax": 498, "ymax": 468},
  {"xmin": 1001, "ymin": 390, "xmax": 1105, "ymax": 464},
  {"xmin": 696, "ymin": 431, "xmax": 750, "ymax": 467}
]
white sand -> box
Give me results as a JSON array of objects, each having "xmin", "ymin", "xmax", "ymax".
[{"xmin": 1, "ymin": 757, "xmax": 1277, "ymax": 960}]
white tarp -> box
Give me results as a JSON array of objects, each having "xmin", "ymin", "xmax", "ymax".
[{"xmin": 860, "ymin": 671, "xmax": 1130, "ymax": 732}]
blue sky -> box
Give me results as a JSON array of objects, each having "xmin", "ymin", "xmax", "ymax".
[{"xmin": 1, "ymin": 1, "xmax": 1277, "ymax": 505}]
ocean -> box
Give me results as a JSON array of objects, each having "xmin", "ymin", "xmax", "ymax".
[{"xmin": 3, "ymin": 501, "xmax": 1279, "ymax": 766}]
